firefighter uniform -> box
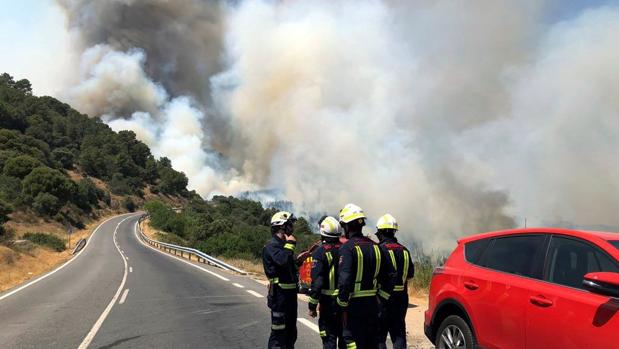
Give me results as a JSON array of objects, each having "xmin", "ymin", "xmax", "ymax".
[
  {"xmin": 377, "ymin": 236, "xmax": 415, "ymax": 349},
  {"xmin": 263, "ymin": 235, "xmax": 298, "ymax": 348},
  {"xmin": 308, "ymin": 241, "xmax": 345, "ymax": 349},
  {"xmin": 337, "ymin": 236, "xmax": 396, "ymax": 349}
]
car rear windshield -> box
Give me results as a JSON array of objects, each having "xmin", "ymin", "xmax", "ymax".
[{"xmin": 609, "ymin": 240, "xmax": 619, "ymax": 250}]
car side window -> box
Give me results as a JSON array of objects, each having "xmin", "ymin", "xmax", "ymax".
[
  {"xmin": 464, "ymin": 238, "xmax": 491, "ymax": 265},
  {"xmin": 546, "ymin": 236, "xmax": 619, "ymax": 289},
  {"xmin": 482, "ymin": 235, "xmax": 546, "ymax": 278}
]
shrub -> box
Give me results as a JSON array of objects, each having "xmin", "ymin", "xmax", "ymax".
[
  {"xmin": 22, "ymin": 166, "xmax": 76, "ymax": 203},
  {"xmin": 123, "ymin": 197, "xmax": 136, "ymax": 212},
  {"xmin": 108, "ymin": 174, "xmax": 132, "ymax": 195},
  {"xmin": 3, "ymin": 155, "xmax": 40, "ymax": 178},
  {"xmin": 33, "ymin": 192, "xmax": 62, "ymax": 216},
  {"xmin": 23, "ymin": 232, "xmax": 66, "ymax": 252},
  {"xmin": 51, "ymin": 148, "xmax": 75, "ymax": 169}
]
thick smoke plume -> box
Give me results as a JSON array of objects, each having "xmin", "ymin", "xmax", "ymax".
[{"xmin": 54, "ymin": 0, "xmax": 619, "ymax": 250}]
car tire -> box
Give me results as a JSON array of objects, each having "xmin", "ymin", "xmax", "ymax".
[{"xmin": 435, "ymin": 315, "xmax": 476, "ymax": 349}]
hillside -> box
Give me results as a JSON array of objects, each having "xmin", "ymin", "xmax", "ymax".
[
  {"xmin": 144, "ymin": 196, "xmax": 317, "ymax": 262},
  {"xmin": 0, "ymin": 72, "xmax": 193, "ymax": 237},
  {"xmin": 0, "ymin": 72, "xmax": 198, "ymax": 291}
]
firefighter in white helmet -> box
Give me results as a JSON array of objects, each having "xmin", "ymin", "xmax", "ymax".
[
  {"xmin": 308, "ymin": 216, "xmax": 346, "ymax": 348},
  {"xmin": 336, "ymin": 204, "xmax": 396, "ymax": 349},
  {"xmin": 375, "ymin": 214, "xmax": 415, "ymax": 349},
  {"xmin": 262, "ymin": 211, "xmax": 298, "ymax": 348}
]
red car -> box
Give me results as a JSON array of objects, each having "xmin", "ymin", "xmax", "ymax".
[{"xmin": 424, "ymin": 228, "xmax": 619, "ymax": 349}]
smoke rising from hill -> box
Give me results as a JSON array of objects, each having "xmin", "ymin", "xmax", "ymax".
[{"xmin": 54, "ymin": 0, "xmax": 619, "ymax": 249}]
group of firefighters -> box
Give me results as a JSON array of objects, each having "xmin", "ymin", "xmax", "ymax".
[{"xmin": 262, "ymin": 203, "xmax": 415, "ymax": 349}]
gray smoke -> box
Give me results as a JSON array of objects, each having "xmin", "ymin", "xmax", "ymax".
[{"xmin": 52, "ymin": 0, "xmax": 619, "ymax": 250}]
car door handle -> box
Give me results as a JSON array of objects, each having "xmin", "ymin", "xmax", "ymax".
[
  {"xmin": 530, "ymin": 295, "xmax": 553, "ymax": 307},
  {"xmin": 464, "ymin": 281, "xmax": 479, "ymax": 290}
]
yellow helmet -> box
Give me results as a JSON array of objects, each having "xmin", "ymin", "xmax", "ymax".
[
  {"xmin": 376, "ymin": 213, "xmax": 398, "ymax": 231},
  {"xmin": 338, "ymin": 203, "xmax": 366, "ymax": 224},
  {"xmin": 271, "ymin": 211, "xmax": 296, "ymax": 227}
]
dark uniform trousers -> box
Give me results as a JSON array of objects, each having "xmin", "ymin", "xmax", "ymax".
[
  {"xmin": 309, "ymin": 242, "xmax": 345, "ymax": 349},
  {"xmin": 377, "ymin": 237, "xmax": 414, "ymax": 349},
  {"xmin": 318, "ymin": 297, "xmax": 345, "ymax": 349},
  {"xmin": 343, "ymin": 296, "xmax": 379, "ymax": 349},
  {"xmin": 263, "ymin": 235, "xmax": 299, "ymax": 349},
  {"xmin": 337, "ymin": 236, "xmax": 396, "ymax": 349},
  {"xmin": 268, "ymin": 286, "xmax": 298, "ymax": 349},
  {"xmin": 377, "ymin": 291, "xmax": 408, "ymax": 349}
]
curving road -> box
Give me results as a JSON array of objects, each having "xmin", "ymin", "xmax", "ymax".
[{"xmin": 0, "ymin": 213, "xmax": 322, "ymax": 348}]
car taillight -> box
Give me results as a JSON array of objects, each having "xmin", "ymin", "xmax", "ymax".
[{"xmin": 433, "ymin": 266, "xmax": 445, "ymax": 275}]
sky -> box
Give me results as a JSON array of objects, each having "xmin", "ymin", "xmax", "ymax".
[
  {"xmin": 1, "ymin": 0, "xmax": 619, "ymax": 248},
  {"xmin": 0, "ymin": 0, "xmax": 74, "ymax": 95},
  {"xmin": 0, "ymin": 0, "xmax": 614, "ymax": 96}
]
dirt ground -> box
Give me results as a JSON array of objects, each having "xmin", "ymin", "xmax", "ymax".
[
  {"xmin": 0, "ymin": 214, "xmax": 116, "ymax": 293},
  {"xmin": 407, "ymin": 293, "xmax": 434, "ymax": 348}
]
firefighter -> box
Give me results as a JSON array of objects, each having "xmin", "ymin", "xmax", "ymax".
[
  {"xmin": 336, "ymin": 204, "xmax": 396, "ymax": 349},
  {"xmin": 263, "ymin": 211, "xmax": 299, "ymax": 349},
  {"xmin": 375, "ymin": 214, "xmax": 414, "ymax": 349},
  {"xmin": 308, "ymin": 216, "xmax": 346, "ymax": 349}
]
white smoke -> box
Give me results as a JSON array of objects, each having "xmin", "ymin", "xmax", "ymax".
[
  {"xmin": 50, "ymin": 0, "xmax": 619, "ymax": 250},
  {"xmin": 65, "ymin": 43, "xmax": 256, "ymax": 196},
  {"xmin": 472, "ymin": 6, "xmax": 619, "ymax": 228}
]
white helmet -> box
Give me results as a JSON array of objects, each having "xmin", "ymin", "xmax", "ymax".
[
  {"xmin": 338, "ymin": 203, "xmax": 366, "ymax": 224},
  {"xmin": 319, "ymin": 216, "xmax": 341, "ymax": 238},
  {"xmin": 376, "ymin": 213, "xmax": 398, "ymax": 231},
  {"xmin": 271, "ymin": 211, "xmax": 296, "ymax": 227}
]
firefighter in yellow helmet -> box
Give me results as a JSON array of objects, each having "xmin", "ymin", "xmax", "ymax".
[
  {"xmin": 375, "ymin": 214, "xmax": 414, "ymax": 349},
  {"xmin": 336, "ymin": 204, "xmax": 396, "ymax": 349},
  {"xmin": 308, "ymin": 216, "xmax": 346, "ymax": 348},
  {"xmin": 262, "ymin": 211, "xmax": 298, "ymax": 348}
]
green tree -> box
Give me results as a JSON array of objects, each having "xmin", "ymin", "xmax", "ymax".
[
  {"xmin": 3, "ymin": 155, "xmax": 40, "ymax": 178},
  {"xmin": 123, "ymin": 197, "xmax": 136, "ymax": 212},
  {"xmin": 0, "ymin": 198, "xmax": 12, "ymax": 224},
  {"xmin": 74, "ymin": 178, "xmax": 102, "ymax": 210},
  {"xmin": 157, "ymin": 167, "xmax": 188, "ymax": 195},
  {"xmin": 51, "ymin": 148, "xmax": 75, "ymax": 169},
  {"xmin": 33, "ymin": 192, "xmax": 62, "ymax": 216},
  {"xmin": 22, "ymin": 167, "xmax": 76, "ymax": 203},
  {"xmin": 78, "ymin": 147, "xmax": 108, "ymax": 178}
]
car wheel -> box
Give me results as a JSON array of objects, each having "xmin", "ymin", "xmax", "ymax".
[{"xmin": 435, "ymin": 315, "xmax": 475, "ymax": 349}]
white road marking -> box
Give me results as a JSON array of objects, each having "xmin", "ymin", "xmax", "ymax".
[
  {"xmin": 134, "ymin": 222, "xmax": 230, "ymax": 281},
  {"xmin": 119, "ymin": 289, "xmax": 129, "ymax": 305},
  {"xmin": 232, "ymin": 283, "xmax": 244, "ymax": 288},
  {"xmin": 298, "ymin": 318, "xmax": 319, "ymax": 333},
  {"xmin": 246, "ymin": 290, "xmax": 264, "ymax": 298},
  {"xmin": 129, "ymin": 267, "xmax": 133, "ymax": 273},
  {"xmin": 0, "ymin": 213, "xmax": 136, "ymax": 302},
  {"xmin": 78, "ymin": 216, "xmax": 133, "ymax": 349}
]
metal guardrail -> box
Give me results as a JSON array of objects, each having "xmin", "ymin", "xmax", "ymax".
[{"xmin": 137, "ymin": 215, "xmax": 247, "ymax": 275}]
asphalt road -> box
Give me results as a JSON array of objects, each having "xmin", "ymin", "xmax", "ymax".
[{"xmin": 0, "ymin": 213, "xmax": 323, "ymax": 348}]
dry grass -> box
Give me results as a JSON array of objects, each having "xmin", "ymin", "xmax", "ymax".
[
  {"xmin": 217, "ymin": 257, "xmax": 265, "ymax": 278},
  {"xmin": 0, "ymin": 214, "xmax": 116, "ymax": 293},
  {"xmin": 140, "ymin": 219, "xmax": 159, "ymax": 240},
  {"xmin": 140, "ymin": 220, "xmax": 267, "ymax": 281}
]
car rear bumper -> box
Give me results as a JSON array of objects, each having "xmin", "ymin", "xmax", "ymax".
[
  {"xmin": 424, "ymin": 309, "xmax": 433, "ymax": 342},
  {"xmin": 424, "ymin": 324, "xmax": 432, "ymax": 342}
]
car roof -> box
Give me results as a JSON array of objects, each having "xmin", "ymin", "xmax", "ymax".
[{"xmin": 458, "ymin": 227, "xmax": 619, "ymax": 244}]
